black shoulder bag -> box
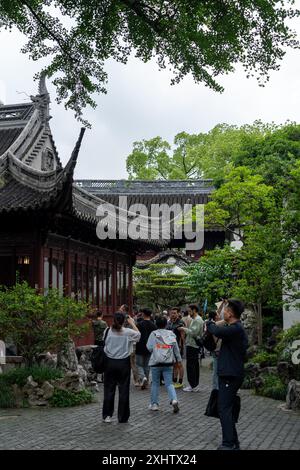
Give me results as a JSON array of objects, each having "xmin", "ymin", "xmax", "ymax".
[{"xmin": 90, "ymin": 327, "xmax": 109, "ymax": 374}]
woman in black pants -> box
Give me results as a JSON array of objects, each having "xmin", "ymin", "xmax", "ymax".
[{"xmin": 102, "ymin": 312, "xmax": 141, "ymax": 423}]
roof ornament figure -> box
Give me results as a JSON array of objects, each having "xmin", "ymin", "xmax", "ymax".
[
  {"xmin": 38, "ymin": 72, "xmax": 48, "ymax": 96},
  {"xmin": 30, "ymin": 72, "xmax": 51, "ymax": 123}
]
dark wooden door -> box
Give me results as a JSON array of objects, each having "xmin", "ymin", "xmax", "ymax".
[{"xmin": 0, "ymin": 256, "xmax": 15, "ymax": 287}]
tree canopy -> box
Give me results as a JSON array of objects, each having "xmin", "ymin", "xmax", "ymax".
[
  {"xmin": 127, "ymin": 122, "xmax": 300, "ymax": 185},
  {"xmin": 133, "ymin": 263, "xmax": 189, "ymax": 310},
  {"xmin": 0, "ymin": 1, "xmax": 299, "ymax": 125}
]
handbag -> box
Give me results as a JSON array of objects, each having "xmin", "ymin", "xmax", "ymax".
[
  {"xmin": 204, "ymin": 389, "xmax": 241, "ymax": 422},
  {"xmin": 90, "ymin": 327, "xmax": 109, "ymax": 374},
  {"xmin": 204, "ymin": 389, "xmax": 219, "ymax": 418}
]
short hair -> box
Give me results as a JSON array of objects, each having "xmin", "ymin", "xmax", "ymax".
[
  {"xmin": 171, "ymin": 307, "xmax": 180, "ymax": 313},
  {"xmin": 227, "ymin": 299, "xmax": 244, "ymax": 319},
  {"xmin": 141, "ymin": 307, "xmax": 152, "ymax": 317},
  {"xmin": 120, "ymin": 304, "xmax": 129, "ymax": 313},
  {"xmin": 155, "ymin": 316, "xmax": 168, "ymax": 329},
  {"xmin": 188, "ymin": 304, "xmax": 199, "ymax": 313}
]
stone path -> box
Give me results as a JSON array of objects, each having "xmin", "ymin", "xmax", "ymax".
[{"xmin": 0, "ymin": 366, "xmax": 299, "ymax": 450}]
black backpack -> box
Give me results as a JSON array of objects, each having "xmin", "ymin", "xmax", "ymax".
[
  {"xmin": 196, "ymin": 330, "xmax": 217, "ymax": 352},
  {"xmin": 90, "ymin": 327, "xmax": 109, "ymax": 374}
]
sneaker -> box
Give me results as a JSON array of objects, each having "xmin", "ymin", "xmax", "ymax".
[
  {"xmin": 217, "ymin": 444, "xmax": 238, "ymax": 451},
  {"xmin": 103, "ymin": 416, "xmax": 112, "ymax": 423},
  {"xmin": 141, "ymin": 377, "xmax": 148, "ymax": 390},
  {"xmin": 192, "ymin": 386, "xmax": 200, "ymax": 392},
  {"xmin": 174, "ymin": 382, "xmax": 183, "ymax": 389},
  {"xmin": 171, "ymin": 400, "xmax": 179, "ymax": 413},
  {"xmin": 183, "ymin": 386, "xmax": 193, "ymax": 392},
  {"xmin": 148, "ymin": 403, "xmax": 159, "ymax": 411}
]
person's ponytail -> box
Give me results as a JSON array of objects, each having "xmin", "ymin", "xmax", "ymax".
[{"xmin": 112, "ymin": 312, "xmax": 125, "ymax": 331}]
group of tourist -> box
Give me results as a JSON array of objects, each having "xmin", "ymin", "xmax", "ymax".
[{"xmin": 92, "ymin": 299, "xmax": 248, "ymax": 451}]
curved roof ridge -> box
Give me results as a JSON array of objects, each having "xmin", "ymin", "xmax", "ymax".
[{"xmin": 0, "ymin": 76, "xmax": 61, "ymax": 168}]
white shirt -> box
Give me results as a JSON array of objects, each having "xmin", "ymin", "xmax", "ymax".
[{"xmin": 104, "ymin": 327, "xmax": 141, "ymax": 359}]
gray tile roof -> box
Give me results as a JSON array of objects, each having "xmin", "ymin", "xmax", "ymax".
[
  {"xmin": 0, "ymin": 103, "xmax": 34, "ymax": 123},
  {"xmin": 0, "ymin": 128, "xmax": 23, "ymax": 156},
  {"xmin": 75, "ymin": 179, "xmax": 213, "ymax": 208},
  {"xmin": 76, "ymin": 179, "xmax": 213, "ymax": 194},
  {"xmin": 0, "ymin": 174, "xmax": 58, "ymax": 213}
]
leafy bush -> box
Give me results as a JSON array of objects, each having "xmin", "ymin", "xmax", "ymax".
[
  {"xmin": 275, "ymin": 323, "xmax": 300, "ymax": 361},
  {"xmin": 0, "ymin": 281, "xmax": 89, "ymax": 366},
  {"xmin": 49, "ymin": 389, "xmax": 93, "ymax": 407},
  {"xmin": 251, "ymin": 351, "xmax": 278, "ymax": 367},
  {"xmin": 241, "ymin": 375, "xmax": 253, "ymax": 390},
  {"xmin": 0, "ymin": 366, "xmax": 63, "ymax": 388},
  {"xmin": 256, "ymin": 374, "xmax": 287, "ymax": 401}
]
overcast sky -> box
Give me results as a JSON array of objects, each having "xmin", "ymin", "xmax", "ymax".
[{"xmin": 1, "ymin": 10, "xmax": 300, "ymax": 179}]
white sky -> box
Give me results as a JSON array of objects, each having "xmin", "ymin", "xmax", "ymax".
[{"xmin": 0, "ymin": 8, "xmax": 300, "ymax": 179}]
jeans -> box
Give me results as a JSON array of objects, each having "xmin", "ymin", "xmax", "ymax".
[
  {"xmin": 186, "ymin": 346, "xmax": 200, "ymax": 388},
  {"xmin": 212, "ymin": 354, "xmax": 219, "ymax": 390},
  {"xmin": 151, "ymin": 366, "xmax": 177, "ymax": 405},
  {"xmin": 218, "ymin": 375, "xmax": 243, "ymax": 448},
  {"xmin": 103, "ymin": 356, "xmax": 131, "ymax": 423},
  {"xmin": 136, "ymin": 354, "xmax": 150, "ymax": 382}
]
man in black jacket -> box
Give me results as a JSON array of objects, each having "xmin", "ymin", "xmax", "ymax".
[
  {"xmin": 207, "ymin": 299, "xmax": 248, "ymax": 451},
  {"xmin": 136, "ymin": 308, "xmax": 157, "ymax": 390}
]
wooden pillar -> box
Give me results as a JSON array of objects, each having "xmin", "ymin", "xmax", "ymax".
[
  {"xmin": 33, "ymin": 231, "xmax": 43, "ymax": 289},
  {"xmin": 128, "ymin": 257, "xmax": 133, "ymax": 315},
  {"xmin": 64, "ymin": 238, "xmax": 71, "ymax": 296},
  {"xmin": 112, "ymin": 251, "xmax": 117, "ymax": 313},
  {"xmin": 96, "ymin": 258, "xmax": 100, "ymax": 309},
  {"xmin": 86, "ymin": 255, "xmax": 89, "ymax": 303}
]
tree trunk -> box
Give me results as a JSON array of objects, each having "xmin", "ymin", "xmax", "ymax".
[{"xmin": 255, "ymin": 302, "xmax": 263, "ymax": 347}]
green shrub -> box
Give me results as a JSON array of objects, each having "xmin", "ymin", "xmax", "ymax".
[
  {"xmin": 0, "ymin": 281, "xmax": 88, "ymax": 366},
  {"xmin": 49, "ymin": 389, "xmax": 93, "ymax": 407},
  {"xmin": 256, "ymin": 374, "xmax": 287, "ymax": 401},
  {"xmin": 251, "ymin": 351, "xmax": 278, "ymax": 366},
  {"xmin": 0, "ymin": 382, "xmax": 15, "ymax": 408},
  {"xmin": 0, "ymin": 366, "xmax": 63, "ymax": 388},
  {"xmin": 241, "ymin": 375, "xmax": 253, "ymax": 390}
]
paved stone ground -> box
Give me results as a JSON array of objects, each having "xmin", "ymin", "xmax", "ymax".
[{"xmin": 0, "ymin": 365, "xmax": 299, "ymax": 450}]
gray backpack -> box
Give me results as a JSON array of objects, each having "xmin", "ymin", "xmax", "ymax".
[{"xmin": 150, "ymin": 331, "xmax": 176, "ymax": 365}]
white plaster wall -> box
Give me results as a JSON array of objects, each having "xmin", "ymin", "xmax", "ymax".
[{"xmin": 283, "ymin": 304, "xmax": 300, "ymax": 329}]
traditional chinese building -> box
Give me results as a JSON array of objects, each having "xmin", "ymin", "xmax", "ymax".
[
  {"xmin": 0, "ymin": 79, "xmax": 163, "ymax": 336},
  {"xmin": 75, "ymin": 179, "xmax": 225, "ymax": 261},
  {"xmin": 0, "ymin": 79, "xmax": 225, "ymax": 344}
]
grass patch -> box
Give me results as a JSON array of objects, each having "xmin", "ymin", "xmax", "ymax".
[
  {"xmin": 0, "ymin": 366, "xmax": 63, "ymax": 408},
  {"xmin": 0, "ymin": 382, "xmax": 15, "ymax": 408},
  {"xmin": 0, "ymin": 366, "xmax": 63, "ymax": 388},
  {"xmin": 49, "ymin": 389, "xmax": 93, "ymax": 407}
]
